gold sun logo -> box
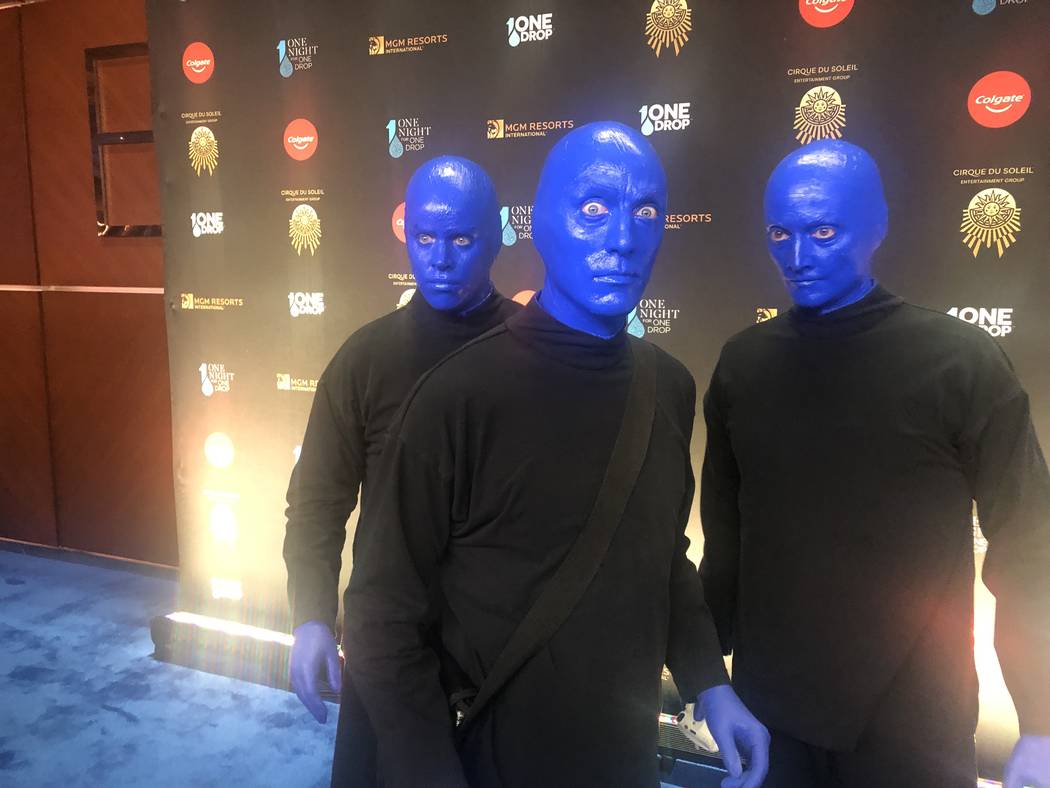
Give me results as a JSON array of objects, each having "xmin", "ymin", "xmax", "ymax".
[
  {"xmin": 961, "ymin": 189, "xmax": 1021, "ymax": 259},
  {"xmin": 188, "ymin": 126, "xmax": 218, "ymax": 176},
  {"xmin": 289, "ymin": 204, "xmax": 322, "ymax": 256},
  {"xmin": 793, "ymin": 86, "xmax": 846, "ymax": 146},
  {"xmin": 645, "ymin": 0, "xmax": 691, "ymax": 57}
]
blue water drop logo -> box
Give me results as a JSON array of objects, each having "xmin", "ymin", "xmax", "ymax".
[
  {"xmin": 639, "ymin": 106, "xmax": 655, "ymax": 137},
  {"xmin": 501, "ymin": 206, "xmax": 518, "ymax": 246},
  {"xmin": 626, "ymin": 308, "xmax": 646, "ymax": 337},
  {"xmin": 277, "ymin": 40, "xmax": 293, "ymax": 78},
  {"xmin": 386, "ymin": 119, "xmax": 404, "ymax": 158},
  {"xmin": 972, "ymin": 0, "xmax": 996, "ymax": 14},
  {"xmin": 507, "ymin": 17, "xmax": 521, "ymax": 47}
]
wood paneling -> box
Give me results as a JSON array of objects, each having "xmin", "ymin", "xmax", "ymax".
[
  {"xmin": 42, "ymin": 291, "xmax": 177, "ymax": 565},
  {"xmin": 21, "ymin": 0, "xmax": 163, "ymax": 288},
  {"xmin": 0, "ymin": 292, "xmax": 57, "ymax": 546},
  {"xmin": 0, "ymin": 10, "xmax": 38, "ymax": 286}
]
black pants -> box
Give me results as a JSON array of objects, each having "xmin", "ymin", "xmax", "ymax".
[{"xmin": 330, "ymin": 671, "xmax": 378, "ymax": 788}]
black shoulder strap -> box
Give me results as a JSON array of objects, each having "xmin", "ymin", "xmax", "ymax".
[{"xmin": 456, "ymin": 339, "xmax": 659, "ymax": 736}]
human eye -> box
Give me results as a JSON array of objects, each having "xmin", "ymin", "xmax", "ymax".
[
  {"xmin": 417, "ymin": 233, "xmax": 435, "ymax": 245},
  {"xmin": 452, "ymin": 235, "xmax": 472, "ymax": 247},
  {"xmin": 634, "ymin": 205, "xmax": 658, "ymax": 219},
  {"xmin": 768, "ymin": 227, "xmax": 790, "ymax": 243},
  {"xmin": 581, "ymin": 200, "xmax": 609, "ymax": 217},
  {"xmin": 812, "ymin": 226, "xmax": 837, "ymax": 240}
]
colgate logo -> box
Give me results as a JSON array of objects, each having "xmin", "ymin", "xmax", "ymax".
[
  {"xmin": 283, "ymin": 118, "xmax": 319, "ymax": 161},
  {"xmin": 799, "ymin": 0, "xmax": 854, "ymax": 27},
  {"xmin": 968, "ymin": 71, "xmax": 1031, "ymax": 128},
  {"xmin": 182, "ymin": 42, "xmax": 215, "ymax": 84}
]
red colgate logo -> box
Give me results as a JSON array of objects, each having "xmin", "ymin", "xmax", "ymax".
[
  {"xmin": 798, "ymin": 0, "xmax": 854, "ymax": 28},
  {"xmin": 283, "ymin": 118, "xmax": 319, "ymax": 161},
  {"xmin": 392, "ymin": 202, "xmax": 406, "ymax": 243},
  {"xmin": 968, "ymin": 71, "xmax": 1031, "ymax": 128},
  {"xmin": 182, "ymin": 42, "xmax": 215, "ymax": 84}
]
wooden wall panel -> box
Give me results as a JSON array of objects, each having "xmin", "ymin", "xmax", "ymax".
[
  {"xmin": 0, "ymin": 9, "xmax": 37, "ymax": 285},
  {"xmin": 21, "ymin": 0, "xmax": 163, "ymax": 288},
  {"xmin": 42, "ymin": 291, "xmax": 177, "ymax": 565},
  {"xmin": 0, "ymin": 292, "xmax": 57, "ymax": 546}
]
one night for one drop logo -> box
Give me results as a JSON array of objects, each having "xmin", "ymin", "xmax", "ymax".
[
  {"xmin": 506, "ymin": 13, "xmax": 553, "ymax": 46},
  {"xmin": 639, "ymin": 103, "xmax": 691, "ymax": 136}
]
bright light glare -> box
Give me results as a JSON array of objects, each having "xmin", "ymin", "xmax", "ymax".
[
  {"xmin": 210, "ymin": 577, "xmax": 243, "ymax": 600},
  {"xmin": 166, "ymin": 611, "xmax": 294, "ymax": 646},
  {"xmin": 204, "ymin": 432, "xmax": 234, "ymax": 468},
  {"xmin": 209, "ymin": 503, "xmax": 237, "ymax": 545}
]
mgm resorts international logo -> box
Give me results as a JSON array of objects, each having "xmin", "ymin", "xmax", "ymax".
[
  {"xmin": 288, "ymin": 203, "xmax": 322, "ymax": 256},
  {"xmin": 645, "ymin": 0, "xmax": 691, "ymax": 57},
  {"xmin": 960, "ymin": 188, "xmax": 1021, "ymax": 259},
  {"xmin": 191, "ymin": 211, "xmax": 223, "ymax": 237},
  {"xmin": 277, "ymin": 36, "xmax": 319, "ymax": 78},
  {"xmin": 276, "ymin": 373, "xmax": 318, "ymax": 393},
  {"xmin": 756, "ymin": 307, "xmax": 779, "ymax": 323},
  {"xmin": 368, "ymin": 33, "xmax": 448, "ymax": 56},
  {"xmin": 639, "ymin": 103, "xmax": 691, "ymax": 136},
  {"xmin": 386, "ymin": 117, "xmax": 432, "ymax": 158},
  {"xmin": 188, "ymin": 126, "xmax": 219, "ymax": 176},
  {"xmin": 487, "ymin": 118, "xmax": 574, "ymax": 140},
  {"xmin": 501, "ymin": 205, "xmax": 532, "ymax": 245},
  {"xmin": 179, "ymin": 293, "xmax": 244, "ymax": 312},
  {"xmin": 199, "ymin": 362, "xmax": 234, "ymax": 397},
  {"xmin": 665, "ymin": 212, "xmax": 712, "ymax": 230},
  {"xmin": 794, "ymin": 86, "xmax": 846, "ymax": 145},
  {"xmin": 947, "ymin": 306, "xmax": 1014, "ymax": 337},
  {"xmin": 288, "ymin": 291, "xmax": 325, "ymax": 317},
  {"xmin": 626, "ymin": 298, "xmax": 681, "ymax": 336},
  {"xmin": 507, "ymin": 13, "xmax": 554, "ymax": 46}
]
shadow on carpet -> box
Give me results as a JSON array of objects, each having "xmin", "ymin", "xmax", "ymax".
[{"xmin": 0, "ymin": 549, "xmax": 337, "ymax": 788}]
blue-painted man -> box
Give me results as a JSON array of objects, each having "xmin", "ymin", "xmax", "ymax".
[
  {"xmin": 283, "ymin": 156, "xmax": 520, "ymax": 786},
  {"xmin": 699, "ymin": 139, "xmax": 1050, "ymax": 787},
  {"xmin": 345, "ymin": 122, "xmax": 769, "ymax": 787}
]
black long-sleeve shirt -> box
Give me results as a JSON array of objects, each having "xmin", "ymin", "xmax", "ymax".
[
  {"xmin": 283, "ymin": 290, "xmax": 519, "ymax": 630},
  {"xmin": 700, "ymin": 285, "xmax": 1050, "ymax": 750},
  {"xmin": 345, "ymin": 299, "xmax": 729, "ymax": 787}
]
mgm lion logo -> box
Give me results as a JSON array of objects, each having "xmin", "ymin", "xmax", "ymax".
[
  {"xmin": 961, "ymin": 188, "xmax": 1021, "ymax": 259},
  {"xmin": 188, "ymin": 126, "xmax": 219, "ymax": 176},
  {"xmin": 486, "ymin": 119, "xmax": 505, "ymax": 139},
  {"xmin": 368, "ymin": 36, "xmax": 385, "ymax": 55},
  {"xmin": 793, "ymin": 86, "xmax": 846, "ymax": 146},
  {"xmin": 645, "ymin": 0, "xmax": 691, "ymax": 57},
  {"xmin": 289, "ymin": 204, "xmax": 322, "ymax": 256}
]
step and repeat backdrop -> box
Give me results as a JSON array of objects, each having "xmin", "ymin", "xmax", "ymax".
[{"xmin": 147, "ymin": 0, "xmax": 1047, "ymax": 769}]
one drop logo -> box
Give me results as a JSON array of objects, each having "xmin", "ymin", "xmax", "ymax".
[
  {"xmin": 798, "ymin": 0, "xmax": 854, "ymax": 28},
  {"xmin": 277, "ymin": 40, "xmax": 293, "ymax": 78},
  {"xmin": 284, "ymin": 118, "xmax": 318, "ymax": 161},
  {"xmin": 972, "ymin": 0, "xmax": 997, "ymax": 14},
  {"xmin": 386, "ymin": 120, "xmax": 404, "ymax": 158},
  {"xmin": 182, "ymin": 42, "xmax": 215, "ymax": 84},
  {"xmin": 501, "ymin": 207, "xmax": 518, "ymax": 246},
  {"xmin": 506, "ymin": 13, "xmax": 553, "ymax": 46},
  {"xmin": 639, "ymin": 103, "xmax": 691, "ymax": 136},
  {"xmin": 626, "ymin": 308, "xmax": 646, "ymax": 337},
  {"xmin": 968, "ymin": 71, "xmax": 1031, "ymax": 128}
]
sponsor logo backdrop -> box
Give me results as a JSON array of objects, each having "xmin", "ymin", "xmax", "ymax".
[{"xmin": 149, "ymin": 1, "xmax": 1047, "ymax": 770}]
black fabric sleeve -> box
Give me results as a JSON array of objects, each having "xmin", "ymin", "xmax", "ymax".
[
  {"xmin": 344, "ymin": 432, "xmax": 467, "ymax": 787},
  {"xmin": 964, "ymin": 345, "xmax": 1050, "ymax": 735},
  {"xmin": 698, "ymin": 358, "xmax": 741, "ymax": 656},
  {"xmin": 283, "ymin": 372, "xmax": 364, "ymax": 631},
  {"xmin": 666, "ymin": 373, "xmax": 731, "ymax": 700}
]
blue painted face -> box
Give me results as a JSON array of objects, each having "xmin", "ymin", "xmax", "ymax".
[
  {"xmin": 764, "ymin": 140, "xmax": 888, "ymax": 313},
  {"xmin": 405, "ymin": 156, "xmax": 501, "ymax": 312},
  {"xmin": 532, "ymin": 122, "xmax": 667, "ymax": 338}
]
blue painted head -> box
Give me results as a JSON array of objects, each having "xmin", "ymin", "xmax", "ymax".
[
  {"xmin": 764, "ymin": 140, "xmax": 888, "ymax": 313},
  {"xmin": 532, "ymin": 121, "xmax": 667, "ymax": 337},
  {"xmin": 404, "ymin": 156, "xmax": 501, "ymax": 312}
]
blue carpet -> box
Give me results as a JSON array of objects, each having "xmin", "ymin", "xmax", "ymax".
[{"xmin": 0, "ymin": 548, "xmax": 337, "ymax": 787}]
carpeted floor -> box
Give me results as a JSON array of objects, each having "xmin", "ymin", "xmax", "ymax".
[
  {"xmin": 0, "ymin": 544, "xmax": 719, "ymax": 787},
  {"xmin": 0, "ymin": 546, "xmax": 337, "ymax": 788}
]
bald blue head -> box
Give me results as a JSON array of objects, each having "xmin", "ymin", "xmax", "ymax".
[
  {"xmin": 404, "ymin": 155, "xmax": 501, "ymax": 312},
  {"xmin": 532, "ymin": 121, "xmax": 668, "ymax": 338},
  {"xmin": 764, "ymin": 139, "xmax": 888, "ymax": 312}
]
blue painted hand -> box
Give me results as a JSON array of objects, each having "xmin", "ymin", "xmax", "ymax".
[
  {"xmin": 1004, "ymin": 734, "xmax": 1050, "ymax": 788},
  {"xmin": 696, "ymin": 684, "xmax": 770, "ymax": 788},
  {"xmin": 764, "ymin": 139, "xmax": 888, "ymax": 313},
  {"xmin": 532, "ymin": 121, "xmax": 667, "ymax": 338},
  {"xmin": 290, "ymin": 619, "xmax": 341, "ymax": 724},
  {"xmin": 404, "ymin": 156, "xmax": 501, "ymax": 313}
]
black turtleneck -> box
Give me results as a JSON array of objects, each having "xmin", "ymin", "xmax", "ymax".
[
  {"xmin": 283, "ymin": 290, "xmax": 520, "ymax": 630},
  {"xmin": 700, "ymin": 285, "xmax": 1050, "ymax": 751},
  {"xmin": 345, "ymin": 298, "xmax": 729, "ymax": 788}
]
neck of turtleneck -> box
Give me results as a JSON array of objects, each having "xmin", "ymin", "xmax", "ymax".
[
  {"xmin": 788, "ymin": 283, "xmax": 904, "ymax": 338},
  {"xmin": 407, "ymin": 286, "xmax": 505, "ymax": 329},
  {"xmin": 506, "ymin": 296, "xmax": 630, "ymax": 371}
]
